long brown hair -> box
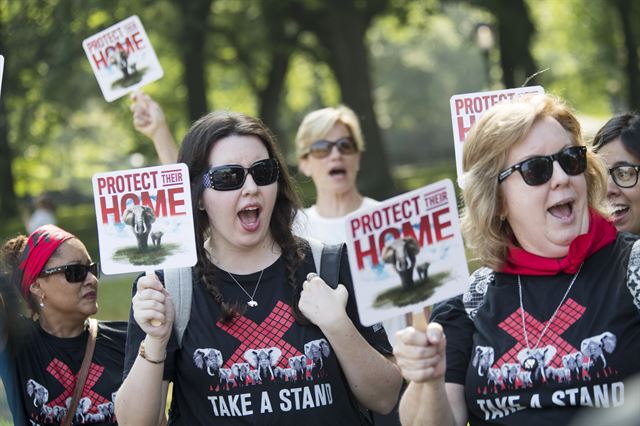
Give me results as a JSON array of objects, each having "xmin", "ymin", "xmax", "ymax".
[{"xmin": 178, "ymin": 111, "xmax": 308, "ymax": 322}]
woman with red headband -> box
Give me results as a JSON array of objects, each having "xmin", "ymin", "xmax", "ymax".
[{"xmin": 0, "ymin": 224, "xmax": 126, "ymax": 425}]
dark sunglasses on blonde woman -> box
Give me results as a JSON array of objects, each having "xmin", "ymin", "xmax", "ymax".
[
  {"xmin": 203, "ymin": 158, "xmax": 279, "ymax": 191},
  {"xmin": 39, "ymin": 262, "xmax": 100, "ymax": 283},
  {"xmin": 305, "ymin": 137, "xmax": 358, "ymax": 159},
  {"xmin": 498, "ymin": 146, "xmax": 587, "ymax": 186}
]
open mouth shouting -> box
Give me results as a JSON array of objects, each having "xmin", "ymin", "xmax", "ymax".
[
  {"xmin": 238, "ymin": 205, "xmax": 261, "ymax": 232},
  {"xmin": 547, "ymin": 199, "xmax": 574, "ymax": 222},
  {"xmin": 328, "ymin": 166, "xmax": 347, "ymax": 178}
]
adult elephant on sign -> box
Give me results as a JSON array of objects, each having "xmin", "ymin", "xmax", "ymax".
[{"xmin": 123, "ymin": 205, "xmax": 155, "ymax": 251}]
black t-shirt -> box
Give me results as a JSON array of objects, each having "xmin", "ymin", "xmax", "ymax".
[
  {"xmin": 8, "ymin": 318, "xmax": 127, "ymax": 425},
  {"xmin": 124, "ymin": 246, "xmax": 392, "ymax": 425},
  {"xmin": 433, "ymin": 233, "xmax": 640, "ymax": 425}
]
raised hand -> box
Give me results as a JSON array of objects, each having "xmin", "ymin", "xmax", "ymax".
[{"xmin": 130, "ymin": 90, "xmax": 168, "ymax": 140}]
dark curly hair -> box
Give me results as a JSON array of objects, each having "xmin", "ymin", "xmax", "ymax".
[{"xmin": 178, "ymin": 111, "xmax": 308, "ymax": 322}]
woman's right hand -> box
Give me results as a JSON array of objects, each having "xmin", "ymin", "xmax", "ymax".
[
  {"xmin": 393, "ymin": 323, "xmax": 447, "ymax": 384},
  {"xmin": 130, "ymin": 91, "xmax": 167, "ymax": 140},
  {"xmin": 132, "ymin": 273, "xmax": 175, "ymax": 342}
]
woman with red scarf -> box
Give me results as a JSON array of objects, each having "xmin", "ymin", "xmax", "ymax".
[
  {"xmin": 0, "ymin": 225, "xmax": 126, "ymax": 425},
  {"xmin": 394, "ymin": 94, "xmax": 640, "ymax": 425}
]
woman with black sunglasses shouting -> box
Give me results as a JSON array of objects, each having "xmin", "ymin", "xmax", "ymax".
[
  {"xmin": 0, "ymin": 224, "xmax": 126, "ymax": 425},
  {"xmin": 394, "ymin": 94, "xmax": 640, "ymax": 426},
  {"xmin": 115, "ymin": 111, "xmax": 402, "ymax": 425},
  {"xmin": 592, "ymin": 112, "xmax": 640, "ymax": 235}
]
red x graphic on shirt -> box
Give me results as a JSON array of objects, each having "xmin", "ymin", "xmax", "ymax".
[
  {"xmin": 46, "ymin": 358, "xmax": 110, "ymax": 409},
  {"xmin": 496, "ymin": 297, "xmax": 585, "ymax": 368},
  {"xmin": 217, "ymin": 300, "xmax": 302, "ymax": 369}
]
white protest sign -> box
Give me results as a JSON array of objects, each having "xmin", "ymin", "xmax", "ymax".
[
  {"xmin": 82, "ymin": 15, "xmax": 163, "ymax": 102},
  {"xmin": 344, "ymin": 179, "xmax": 469, "ymax": 326},
  {"xmin": 92, "ymin": 164, "xmax": 197, "ymax": 275},
  {"xmin": 450, "ymin": 86, "xmax": 545, "ymax": 187}
]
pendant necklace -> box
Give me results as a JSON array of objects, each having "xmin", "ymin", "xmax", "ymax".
[
  {"xmin": 227, "ymin": 269, "xmax": 265, "ymax": 308},
  {"xmin": 517, "ymin": 263, "xmax": 582, "ymax": 372}
]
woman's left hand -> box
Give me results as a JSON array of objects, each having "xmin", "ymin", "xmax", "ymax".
[{"xmin": 298, "ymin": 273, "xmax": 349, "ymax": 329}]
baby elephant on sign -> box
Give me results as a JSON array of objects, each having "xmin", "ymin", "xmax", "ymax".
[
  {"xmin": 382, "ymin": 237, "xmax": 421, "ymax": 290},
  {"xmin": 150, "ymin": 231, "xmax": 163, "ymax": 248}
]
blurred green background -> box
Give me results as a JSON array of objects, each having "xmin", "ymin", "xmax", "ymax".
[{"xmin": 2, "ymin": 0, "xmax": 640, "ymax": 422}]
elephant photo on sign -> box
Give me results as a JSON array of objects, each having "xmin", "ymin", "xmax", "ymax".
[
  {"xmin": 123, "ymin": 204, "xmax": 155, "ymax": 251},
  {"xmin": 382, "ymin": 237, "xmax": 430, "ymax": 290}
]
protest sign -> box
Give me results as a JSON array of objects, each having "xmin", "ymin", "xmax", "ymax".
[
  {"xmin": 0, "ymin": 55, "xmax": 4, "ymax": 96},
  {"xmin": 344, "ymin": 179, "xmax": 469, "ymax": 326},
  {"xmin": 82, "ymin": 15, "xmax": 163, "ymax": 102},
  {"xmin": 92, "ymin": 164, "xmax": 197, "ymax": 275},
  {"xmin": 450, "ymin": 86, "xmax": 545, "ymax": 187}
]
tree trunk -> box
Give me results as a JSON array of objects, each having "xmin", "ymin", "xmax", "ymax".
[
  {"xmin": 257, "ymin": 4, "xmax": 299, "ymax": 153},
  {"xmin": 308, "ymin": 6, "xmax": 396, "ymax": 199},
  {"xmin": 258, "ymin": 48, "xmax": 291, "ymax": 153},
  {"xmin": 176, "ymin": 0, "xmax": 212, "ymax": 121},
  {"xmin": 492, "ymin": 0, "xmax": 537, "ymax": 88},
  {"xmin": 615, "ymin": 0, "xmax": 640, "ymax": 110},
  {"xmin": 0, "ymin": 28, "xmax": 18, "ymax": 221}
]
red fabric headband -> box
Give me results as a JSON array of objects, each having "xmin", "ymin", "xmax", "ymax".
[{"xmin": 18, "ymin": 224, "xmax": 75, "ymax": 301}]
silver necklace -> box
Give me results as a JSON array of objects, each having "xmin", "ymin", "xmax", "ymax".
[
  {"xmin": 227, "ymin": 269, "xmax": 265, "ymax": 308},
  {"xmin": 517, "ymin": 263, "xmax": 583, "ymax": 357}
]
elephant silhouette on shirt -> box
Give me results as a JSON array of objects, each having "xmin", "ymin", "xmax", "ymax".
[
  {"xmin": 304, "ymin": 338, "xmax": 331, "ymax": 379},
  {"xmin": 288, "ymin": 355, "xmax": 308, "ymax": 381},
  {"xmin": 472, "ymin": 346, "xmax": 495, "ymax": 377},
  {"xmin": 123, "ymin": 204, "xmax": 156, "ymax": 251},
  {"xmin": 232, "ymin": 362, "xmax": 250, "ymax": 387},
  {"xmin": 26, "ymin": 379, "xmax": 49, "ymax": 409},
  {"xmin": 245, "ymin": 347, "xmax": 282, "ymax": 382},
  {"xmin": 193, "ymin": 347, "xmax": 224, "ymax": 389},
  {"xmin": 581, "ymin": 331, "xmax": 617, "ymax": 373}
]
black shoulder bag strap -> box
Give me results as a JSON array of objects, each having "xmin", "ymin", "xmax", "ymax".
[{"xmin": 319, "ymin": 243, "xmax": 343, "ymax": 289}]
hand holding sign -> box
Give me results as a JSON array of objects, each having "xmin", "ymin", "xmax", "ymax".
[
  {"xmin": 393, "ymin": 323, "xmax": 447, "ymax": 383},
  {"xmin": 133, "ymin": 272, "xmax": 174, "ymax": 336},
  {"xmin": 92, "ymin": 164, "xmax": 197, "ymax": 329}
]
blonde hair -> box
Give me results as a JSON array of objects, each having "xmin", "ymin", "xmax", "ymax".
[
  {"xmin": 295, "ymin": 105, "xmax": 365, "ymax": 158},
  {"xmin": 461, "ymin": 94, "xmax": 608, "ymax": 271}
]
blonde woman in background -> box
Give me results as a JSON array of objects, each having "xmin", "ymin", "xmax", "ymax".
[{"xmin": 294, "ymin": 106, "xmax": 406, "ymax": 425}]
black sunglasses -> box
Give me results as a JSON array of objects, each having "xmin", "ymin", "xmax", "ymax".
[
  {"xmin": 203, "ymin": 158, "xmax": 279, "ymax": 191},
  {"xmin": 39, "ymin": 262, "xmax": 100, "ymax": 283},
  {"xmin": 609, "ymin": 164, "xmax": 640, "ymax": 188},
  {"xmin": 305, "ymin": 137, "xmax": 358, "ymax": 159},
  {"xmin": 498, "ymin": 146, "xmax": 587, "ymax": 186}
]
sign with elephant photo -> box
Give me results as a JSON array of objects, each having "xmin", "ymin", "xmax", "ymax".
[
  {"xmin": 82, "ymin": 15, "xmax": 164, "ymax": 102},
  {"xmin": 92, "ymin": 163, "xmax": 197, "ymax": 275},
  {"xmin": 344, "ymin": 179, "xmax": 469, "ymax": 326}
]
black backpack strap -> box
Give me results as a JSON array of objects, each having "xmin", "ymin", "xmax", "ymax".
[{"xmin": 319, "ymin": 243, "xmax": 343, "ymax": 289}]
